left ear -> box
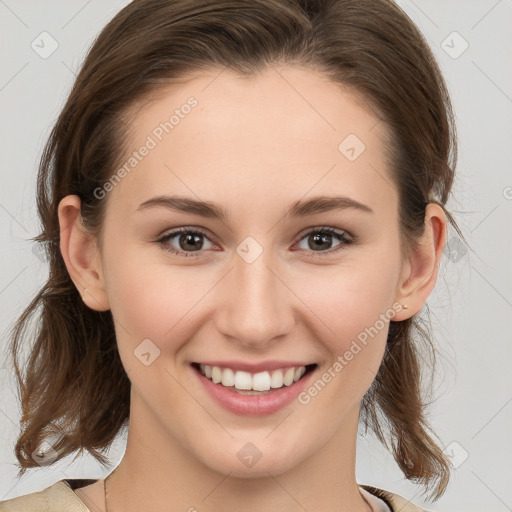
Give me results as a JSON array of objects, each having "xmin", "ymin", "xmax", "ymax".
[{"xmin": 393, "ymin": 202, "xmax": 447, "ymax": 320}]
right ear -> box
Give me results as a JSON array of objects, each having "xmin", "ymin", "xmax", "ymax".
[{"xmin": 57, "ymin": 194, "xmax": 110, "ymax": 311}]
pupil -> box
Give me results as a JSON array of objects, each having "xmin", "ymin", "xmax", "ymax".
[
  {"xmin": 311, "ymin": 233, "xmax": 331, "ymax": 251},
  {"xmin": 181, "ymin": 233, "xmax": 202, "ymax": 251}
]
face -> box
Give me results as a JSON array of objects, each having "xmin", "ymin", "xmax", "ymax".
[{"xmin": 89, "ymin": 66, "xmax": 408, "ymax": 477}]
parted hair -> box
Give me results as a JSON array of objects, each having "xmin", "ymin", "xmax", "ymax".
[{"xmin": 7, "ymin": 0, "xmax": 465, "ymax": 501}]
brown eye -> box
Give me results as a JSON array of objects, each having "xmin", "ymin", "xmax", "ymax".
[
  {"xmin": 295, "ymin": 228, "xmax": 354, "ymax": 255},
  {"xmin": 158, "ymin": 228, "xmax": 214, "ymax": 257}
]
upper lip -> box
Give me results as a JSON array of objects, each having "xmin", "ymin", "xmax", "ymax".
[{"xmin": 193, "ymin": 360, "xmax": 316, "ymax": 373}]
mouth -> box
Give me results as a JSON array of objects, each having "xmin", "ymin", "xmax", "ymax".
[{"xmin": 191, "ymin": 362, "xmax": 317, "ymax": 395}]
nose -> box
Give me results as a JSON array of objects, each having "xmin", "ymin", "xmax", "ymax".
[{"xmin": 214, "ymin": 245, "xmax": 295, "ymax": 350}]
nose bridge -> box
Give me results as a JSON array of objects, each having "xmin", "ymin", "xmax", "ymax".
[{"xmin": 216, "ymin": 240, "xmax": 293, "ymax": 347}]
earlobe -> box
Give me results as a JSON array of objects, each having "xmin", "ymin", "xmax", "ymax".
[
  {"xmin": 57, "ymin": 194, "xmax": 110, "ymax": 311},
  {"xmin": 393, "ymin": 203, "xmax": 447, "ymax": 321}
]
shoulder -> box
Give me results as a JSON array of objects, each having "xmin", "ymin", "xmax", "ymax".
[
  {"xmin": 361, "ymin": 484, "xmax": 431, "ymax": 512},
  {"xmin": 1, "ymin": 480, "xmax": 432, "ymax": 512},
  {"xmin": 0, "ymin": 479, "xmax": 93, "ymax": 512}
]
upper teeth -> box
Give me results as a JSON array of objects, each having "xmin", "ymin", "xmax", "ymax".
[{"xmin": 199, "ymin": 364, "xmax": 307, "ymax": 391}]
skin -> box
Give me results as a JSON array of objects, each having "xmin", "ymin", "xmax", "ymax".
[{"xmin": 58, "ymin": 65, "xmax": 446, "ymax": 512}]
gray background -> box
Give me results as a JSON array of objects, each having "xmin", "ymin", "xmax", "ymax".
[{"xmin": 1, "ymin": 1, "xmax": 511, "ymax": 511}]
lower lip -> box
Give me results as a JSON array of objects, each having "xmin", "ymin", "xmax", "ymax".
[{"xmin": 193, "ymin": 365, "xmax": 315, "ymax": 416}]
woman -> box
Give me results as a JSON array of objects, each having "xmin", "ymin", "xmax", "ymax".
[{"xmin": 1, "ymin": 0, "xmax": 465, "ymax": 510}]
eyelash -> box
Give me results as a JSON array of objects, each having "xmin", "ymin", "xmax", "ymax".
[{"xmin": 157, "ymin": 226, "xmax": 355, "ymax": 258}]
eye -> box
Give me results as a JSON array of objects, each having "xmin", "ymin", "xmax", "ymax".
[
  {"xmin": 294, "ymin": 227, "xmax": 354, "ymax": 255},
  {"xmin": 157, "ymin": 226, "xmax": 355, "ymax": 258},
  {"xmin": 157, "ymin": 228, "xmax": 215, "ymax": 257}
]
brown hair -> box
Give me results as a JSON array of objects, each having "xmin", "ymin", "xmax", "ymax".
[{"xmin": 7, "ymin": 0, "xmax": 465, "ymax": 501}]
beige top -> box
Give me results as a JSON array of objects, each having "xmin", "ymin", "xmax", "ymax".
[{"xmin": 0, "ymin": 479, "xmax": 429, "ymax": 512}]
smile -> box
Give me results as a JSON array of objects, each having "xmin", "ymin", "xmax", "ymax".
[
  {"xmin": 194, "ymin": 363, "xmax": 317, "ymax": 393},
  {"xmin": 191, "ymin": 361, "xmax": 318, "ymax": 415}
]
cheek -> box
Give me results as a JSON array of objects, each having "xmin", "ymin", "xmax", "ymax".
[
  {"xmin": 297, "ymin": 254, "xmax": 401, "ymax": 347},
  {"xmin": 297, "ymin": 287, "xmax": 392, "ymax": 420},
  {"xmin": 293, "ymin": 252, "xmax": 401, "ymax": 402},
  {"xmin": 104, "ymin": 253, "xmax": 213, "ymax": 355}
]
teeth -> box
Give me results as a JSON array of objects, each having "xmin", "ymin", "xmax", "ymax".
[
  {"xmin": 252, "ymin": 371, "xmax": 271, "ymax": 391},
  {"xmin": 283, "ymin": 368, "xmax": 295, "ymax": 386},
  {"xmin": 221, "ymin": 368, "xmax": 235, "ymax": 387},
  {"xmin": 198, "ymin": 364, "xmax": 309, "ymax": 391},
  {"xmin": 211, "ymin": 366, "xmax": 222, "ymax": 384},
  {"xmin": 234, "ymin": 371, "xmax": 252, "ymax": 390},
  {"xmin": 270, "ymin": 370, "xmax": 284, "ymax": 389}
]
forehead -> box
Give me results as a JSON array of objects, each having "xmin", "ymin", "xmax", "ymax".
[{"xmin": 107, "ymin": 66, "xmax": 396, "ymax": 217}]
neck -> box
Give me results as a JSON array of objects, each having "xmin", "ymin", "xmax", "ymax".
[{"xmin": 106, "ymin": 392, "xmax": 371, "ymax": 512}]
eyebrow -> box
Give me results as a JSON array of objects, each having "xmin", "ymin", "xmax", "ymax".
[{"xmin": 135, "ymin": 194, "xmax": 374, "ymax": 219}]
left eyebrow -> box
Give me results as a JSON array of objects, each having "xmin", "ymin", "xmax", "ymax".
[
  {"xmin": 134, "ymin": 194, "xmax": 374, "ymax": 219},
  {"xmin": 287, "ymin": 195, "xmax": 374, "ymax": 217}
]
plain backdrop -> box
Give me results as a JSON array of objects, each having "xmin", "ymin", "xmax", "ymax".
[{"xmin": 1, "ymin": 1, "xmax": 511, "ymax": 511}]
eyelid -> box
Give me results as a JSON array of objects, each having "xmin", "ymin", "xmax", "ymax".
[
  {"xmin": 159, "ymin": 226, "xmax": 212, "ymax": 238},
  {"xmin": 294, "ymin": 225, "xmax": 353, "ymax": 243},
  {"xmin": 292, "ymin": 226, "xmax": 355, "ymax": 255}
]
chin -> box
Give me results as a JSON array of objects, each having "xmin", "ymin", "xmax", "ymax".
[
  {"xmin": 211, "ymin": 456, "xmax": 299, "ymax": 479},
  {"xmin": 194, "ymin": 438, "xmax": 305, "ymax": 478}
]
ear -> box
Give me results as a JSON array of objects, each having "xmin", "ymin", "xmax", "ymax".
[
  {"xmin": 393, "ymin": 202, "xmax": 447, "ymax": 321},
  {"xmin": 57, "ymin": 194, "xmax": 110, "ymax": 311}
]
